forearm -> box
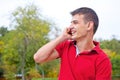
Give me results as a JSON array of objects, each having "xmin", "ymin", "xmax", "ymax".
[{"xmin": 34, "ymin": 35, "xmax": 64, "ymax": 63}]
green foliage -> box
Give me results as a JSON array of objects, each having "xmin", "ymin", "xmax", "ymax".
[
  {"xmin": 2, "ymin": 2, "xmax": 118, "ymax": 79},
  {"xmin": 1, "ymin": 4, "xmax": 52, "ymax": 79},
  {"xmin": 32, "ymin": 78, "xmax": 57, "ymax": 80},
  {"xmin": 0, "ymin": 40, "xmax": 4, "ymax": 53},
  {"xmin": 111, "ymin": 55, "xmax": 120, "ymax": 76},
  {"xmin": 0, "ymin": 27, "xmax": 8, "ymax": 37},
  {"xmin": 26, "ymin": 68, "xmax": 41, "ymax": 79},
  {"xmin": 103, "ymin": 49, "xmax": 116, "ymax": 59},
  {"xmin": 100, "ymin": 38, "xmax": 120, "ymax": 77},
  {"xmin": 103, "ymin": 47, "xmax": 120, "ymax": 77},
  {"xmin": 100, "ymin": 38, "xmax": 120, "ymax": 54},
  {"xmin": 0, "ymin": 3, "xmax": 61, "ymax": 79},
  {"xmin": 0, "ymin": 68, "xmax": 4, "ymax": 77},
  {"xmin": 4, "ymin": 71, "xmax": 15, "ymax": 80},
  {"xmin": 39, "ymin": 59, "xmax": 60, "ymax": 78}
]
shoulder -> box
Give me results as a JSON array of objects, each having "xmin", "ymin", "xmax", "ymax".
[
  {"xmin": 96, "ymin": 47, "xmax": 111, "ymax": 67},
  {"xmin": 55, "ymin": 40, "xmax": 74, "ymax": 51},
  {"xmin": 93, "ymin": 41, "xmax": 111, "ymax": 64},
  {"xmin": 93, "ymin": 41, "xmax": 108, "ymax": 58},
  {"xmin": 59, "ymin": 40, "xmax": 74, "ymax": 47}
]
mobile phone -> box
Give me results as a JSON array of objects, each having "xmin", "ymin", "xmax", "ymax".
[{"xmin": 68, "ymin": 29, "xmax": 72, "ymax": 35}]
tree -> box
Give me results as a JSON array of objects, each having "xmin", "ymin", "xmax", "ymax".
[
  {"xmin": 100, "ymin": 38, "xmax": 120, "ymax": 54},
  {"xmin": 101, "ymin": 38, "xmax": 120, "ymax": 80},
  {"xmin": 104, "ymin": 49, "xmax": 120, "ymax": 77},
  {"xmin": 2, "ymin": 4, "xmax": 52, "ymax": 80},
  {"xmin": 0, "ymin": 26, "xmax": 8, "ymax": 37},
  {"xmin": 0, "ymin": 41, "xmax": 4, "ymax": 78},
  {"xmin": 11, "ymin": 4, "xmax": 52, "ymax": 80}
]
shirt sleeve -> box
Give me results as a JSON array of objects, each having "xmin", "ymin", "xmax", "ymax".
[
  {"xmin": 96, "ymin": 57, "xmax": 112, "ymax": 80},
  {"xmin": 55, "ymin": 41, "xmax": 67, "ymax": 58}
]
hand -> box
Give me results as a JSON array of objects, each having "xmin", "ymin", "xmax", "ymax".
[{"xmin": 59, "ymin": 27, "xmax": 72, "ymax": 41}]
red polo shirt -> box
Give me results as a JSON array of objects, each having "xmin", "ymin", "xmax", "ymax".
[{"xmin": 56, "ymin": 40, "xmax": 112, "ymax": 80}]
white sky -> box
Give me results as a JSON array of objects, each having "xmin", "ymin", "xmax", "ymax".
[{"xmin": 0, "ymin": 0, "xmax": 120, "ymax": 40}]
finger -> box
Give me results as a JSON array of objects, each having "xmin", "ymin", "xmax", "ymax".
[{"xmin": 66, "ymin": 27, "xmax": 71, "ymax": 33}]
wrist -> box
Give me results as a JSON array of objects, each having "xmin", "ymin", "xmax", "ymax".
[{"xmin": 56, "ymin": 35, "xmax": 66, "ymax": 43}]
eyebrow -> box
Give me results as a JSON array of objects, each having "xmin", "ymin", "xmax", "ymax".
[{"xmin": 71, "ymin": 20, "xmax": 79, "ymax": 23}]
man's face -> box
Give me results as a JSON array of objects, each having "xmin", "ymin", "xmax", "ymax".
[{"xmin": 69, "ymin": 14, "xmax": 89, "ymax": 40}]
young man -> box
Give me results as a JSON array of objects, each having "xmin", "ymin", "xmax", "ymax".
[{"xmin": 34, "ymin": 7, "xmax": 112, "ymax": 80}]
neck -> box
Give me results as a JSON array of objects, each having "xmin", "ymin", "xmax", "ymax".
[{"xmin": 76, "ymin": 36, "xmax": 95, "ymax": 52}]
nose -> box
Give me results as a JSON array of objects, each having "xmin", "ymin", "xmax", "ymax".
[{"xmin": 69, "ymin": 24, "xmax": 74, "ymax": 29}]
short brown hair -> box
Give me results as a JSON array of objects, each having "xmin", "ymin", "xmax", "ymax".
[{"xmin": 71, "ymin": 7, "xmax": 99, "ymax": 34}]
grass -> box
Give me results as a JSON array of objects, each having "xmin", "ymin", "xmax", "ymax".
[{"xmin": 32, "ymin": 78, "xmax": 57, "ymax": 80}]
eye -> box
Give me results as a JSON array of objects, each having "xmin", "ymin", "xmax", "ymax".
[{"xmin": 72, "ymin": 20, "xmax": 78, "ymax": 24}]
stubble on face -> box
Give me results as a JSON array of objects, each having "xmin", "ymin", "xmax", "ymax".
[{"xmin": 70, "ymin": 14, "xmax": 88, "ymax": 41}]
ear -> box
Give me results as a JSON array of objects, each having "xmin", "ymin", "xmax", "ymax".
[{"xmin": 87, "ymin": 21, "xmax": 94, "ymax": 31}]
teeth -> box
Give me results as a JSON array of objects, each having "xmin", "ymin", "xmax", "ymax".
[{"xmin": 71, "ymin": 32, "xmax": 74, "ymax": 34}]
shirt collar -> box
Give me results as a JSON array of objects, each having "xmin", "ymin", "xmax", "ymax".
[
  {"xmin": 72, "ymin": 40, "xmax": 100, "ymax": 55},
  {"xmin": 92, "ymin": 41, "xmax": 100, "ymax": 54}
]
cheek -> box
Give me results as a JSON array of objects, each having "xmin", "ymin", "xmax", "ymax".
[{"xmin": 77, "ymin": 28, "xmax": 87, "ymax": 37}]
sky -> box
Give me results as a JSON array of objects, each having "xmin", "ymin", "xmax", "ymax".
[{"xmin": 0, "ymin": 0, "xmax": 120, "ymax": 40}]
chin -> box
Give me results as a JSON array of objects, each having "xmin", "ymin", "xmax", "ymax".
[{"xmin": 71, "ymin": 36, "xmax": 76, "ymax": 40}]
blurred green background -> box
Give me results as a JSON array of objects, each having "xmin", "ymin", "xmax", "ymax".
[{"xmin": 0, "ymin": 2, "xmax": 120, "ymax": 80}]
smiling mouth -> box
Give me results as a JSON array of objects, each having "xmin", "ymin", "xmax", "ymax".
[
  {"xmin": 69, "ymin": 28, "xmax": 76, "ymax": 35},
  {"xmin": 71, "ymin": 31, "xmax": 76, "ymax": 35}
]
